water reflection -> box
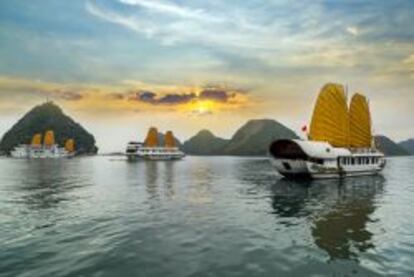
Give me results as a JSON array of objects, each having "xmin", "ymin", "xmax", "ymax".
[
  {"xmin": 15, "ymin": 160, "xmax": 84, "ymax": 210},
  {"xmin": 144, "ymin": 161, "xmax": 160, "ymax": 202},
  {"xmin": 164, "ymin": 161, "xmax": 176, "ymax": 199},
  {"xmin": 270, "ymin": 179, "xmax": 313, "ymax": 218},
  {"xmin": 272, "ymin": 176, "xmax": 384, "ymax": 261}
]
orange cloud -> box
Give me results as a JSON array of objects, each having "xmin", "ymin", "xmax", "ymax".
[{"xmin": 0, "ymin": 76, "xmax": 254, "ymax": 116}]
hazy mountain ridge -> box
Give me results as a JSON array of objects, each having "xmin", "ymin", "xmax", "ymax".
[
  {"xmin": 183, "ymin": 130, "xmax": 229, "ymax": 155},
  {"xmin": 399, "ymin": 139, "xmax": 414, "ymax": 154},
  {"xmin": 183, "ymin": 119, "xmax": 299, "ymax": 156},
  {"xmin": 0, "ymin": 102, "xmax": 98, "ymax": 155},
  {"xmin": 375, "ymin": 135, "xmax": 410, "ymax": 156}
]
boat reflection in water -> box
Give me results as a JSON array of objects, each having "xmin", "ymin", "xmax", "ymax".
[{"xmin": 271, "ymin": 176, "xmax": 384, "ymax": 261}]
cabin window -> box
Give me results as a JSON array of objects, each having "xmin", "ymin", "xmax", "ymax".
[
  {"xmin": 283, "ymin": 162, "xmax": 292, "ymax": 171},
  {"xmin": 351, "ymin": 158, "xmax": 355, "ymax": 165}
]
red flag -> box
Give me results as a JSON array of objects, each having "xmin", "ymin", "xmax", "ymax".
[{"xmin": 301, "ymin": 125, "xmax": 307, "ymax": 132}]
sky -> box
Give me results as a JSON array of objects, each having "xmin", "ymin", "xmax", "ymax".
[{"xmin": 0, "ymin": 0, "xmax": 413, "ymax": 152}]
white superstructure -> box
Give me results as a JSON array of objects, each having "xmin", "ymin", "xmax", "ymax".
[
  {"xmin": 269, "ymin": 139, "xmax": 386, "ymax": 179},
  {"xmin": 11, "ymin": 144, "xmax": 74, "ymax": 159},
  {"xmin": 10, "ymin": 130, "xmax": 75, "ymax": 159},
  {"xmin": 125, "ymin": 141, "xmax": 185, "ymax": 161}
]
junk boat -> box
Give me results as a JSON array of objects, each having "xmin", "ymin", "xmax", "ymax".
[
  {"xmin": 126, "ymin": 127, "xmax": 185, "ymax": 161},
  {"xmin": 269, "ymin": 83, "xmax": 386, "ymax": 179},
  {"xmin": 11, "ymin": 130, "xmax": 75, "ymax": 159}
]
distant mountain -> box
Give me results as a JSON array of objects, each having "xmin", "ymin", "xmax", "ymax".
[
  {"xmin": 375, "ymin": 135, "xmax": 410, "ymax": 156},
  {"xmin": 183, "ymin": 130, "xmax": 229, "ymax": 155},
  {"xmin": 0, "ymin": 102, "xmax": 98, "ymax": 155},
  {"xmin": 223, "ymin": 119, "xmax": 299, "ymax": 156},
  {"xmin": 182, "ymin": 119, "xmax": 298, "ymax": 156},
  {"xmin": 399, "ymin": 139, "xmax": 414, "ymax": 155}
]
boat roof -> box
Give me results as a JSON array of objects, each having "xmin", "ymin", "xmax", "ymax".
[{"xmin": 292, "ymin": 139, "xmax": 351, "ymax": 159}]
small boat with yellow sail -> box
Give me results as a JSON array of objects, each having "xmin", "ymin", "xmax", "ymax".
[
  {"xmin": 11, "ymin": 130, "xmax": 75, "ymax": 158},
  {"xmin": 126, "ymin": 127, "xmax": 185, "ymax": 161},
  {"xmin": 269, "ymin": 83, "xmax": 386, "ymax": 179}
]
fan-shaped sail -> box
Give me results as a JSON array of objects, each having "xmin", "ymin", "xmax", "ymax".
[
  {"xmin": 65, "ymin": 139, "xmax": 75, "ymax": 153},
  {"xmin": 349, "ymin": 93, "xmax": 372, "ymax": 148},
  {"xmin": 309, "ymin": 83, "xmax": 350, "ymax": 147},
  {"xmin": 43, "ymin": 130, "xmax": 55, "ymax": 146},
  {"xmin": 31, "ymin": 133, "xmax": 42, "ymax": 146},
  {"xmin": 144, "ymin": 127, "xmax": 159, "ymax": 147},
  {"xmin": 165, "ymin": 131, "xmax": 176, "ymax": 148}
]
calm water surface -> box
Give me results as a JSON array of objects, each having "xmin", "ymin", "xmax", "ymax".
[{"xmin": 1, "ymin": 156, "xmax": 414, "ymax": 276}]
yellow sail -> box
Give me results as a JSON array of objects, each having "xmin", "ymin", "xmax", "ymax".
[
  {"xmin": 309, "ymin": 83, "xmax": 350, "ymax": 147},
  {"xmin": 144, "ymin": 127, "xmax": 159, "ymax": 147},
  {"xmin": 349, "ymin": 93, "xmax": 372, "ymax": 148},
  {"xmin": 43, "ymin": 130, "xmax": 55, "ymax": 146},
  {"xmin": 65, "ymin": 139, "xmax": 75, "ymax": 153},
  {"xmin": 164, "ymin": 131, "xmax": 176, "ymax": 148},
  {"xmin": 31, "ymin": 133, "xmax": 42, "ymax": 146}
]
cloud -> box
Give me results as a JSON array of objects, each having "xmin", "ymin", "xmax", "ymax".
[
  {"xmin": 403, "ymin": 54, "xmax": 414, "ymax": 67},
  {"xmin": 158, "ymin": 93, "xmax": 196, "ymax": 104},
  {"xmin": 118, "ymin": 0, "xmax": 219, "ymax": 22},
  {"xmin": 130, "ymin": 90, "xmax": 196, "ymax": 105},
  {"xmin": 54, "ymin": 89, "xmax": 84, "ymax": 101},
  {"xmin": 127, "ymin": 85, "xmax": 246, "ymax": 106},
  {"xmin": 86, "ymin": 0, "xmax": 284, "ymax": 50},
  {"xmin": 199, "ymin": 89, "xmax": 235, "ymax": 102},
  {"xmin": 346, "ymin": 26, "xmax": 360, "ymax": 36},
  {"xmin": 134, "ymin": 90, "xmax": 157, "ymax": 103},
  {"xmin": 188, "ymin": 109, "xmax": 213, "ymax": 117},
  {"xmin": 106, "ymin": 92, "xmax": 125, "ymax": 100},
  {"xmin": 0, "ymin": 76, "xmax": 86, "ymax": 101}
]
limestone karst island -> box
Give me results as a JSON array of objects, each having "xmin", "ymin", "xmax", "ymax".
[{"xmin": 0, "ymin": 102, "xmax": 97, "ymax": 157}]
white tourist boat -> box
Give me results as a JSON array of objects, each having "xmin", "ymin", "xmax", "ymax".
[
  {"xmin": 11, "ymin": 130, "xmax": 75, "ymax": 159},
  {"xmin": 269, "ymin": 83, "xmax": 386, "ymax": 179},
  {"xmin": 126, "ymin": 128, "xmax": 185, "ymax": 161}
]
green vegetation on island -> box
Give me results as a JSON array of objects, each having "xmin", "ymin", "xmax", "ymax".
[{"xmin": 0, "ymin": 102, "xmax": 98, "ymax": 155}]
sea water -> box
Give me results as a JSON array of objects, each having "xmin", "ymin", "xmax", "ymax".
[{"xmin": 1, "ymin": 156, "xmax": 413, "ymax": 276}]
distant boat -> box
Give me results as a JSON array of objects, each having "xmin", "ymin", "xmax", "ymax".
[
  {"xmin": 269, "ymin": 83, "xmax": 386, "ymax": 179},
  {"xmin": 11, "ymin": 130, "xmax": 75, "ymax": 159},
  {"xmin": 126, "ymin": 127, "xmax": 185, "ymax": 161}
]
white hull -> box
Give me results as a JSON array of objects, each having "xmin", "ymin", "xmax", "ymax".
[
  {"xmin": 270, "ymin": 159, "xmax": 383, "ymax": 179},
  {"xmin": 269, "ymin": 139, "xmax": 386, "ymax": 180}
]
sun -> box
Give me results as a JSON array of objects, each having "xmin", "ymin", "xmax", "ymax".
[
  {"xmin": 182, "ymin": 100, "xmax": 216, "ymax": 115},
  {"xmin": 196, "ymin": 101, "xmax": 213, "ymax": 113}
]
